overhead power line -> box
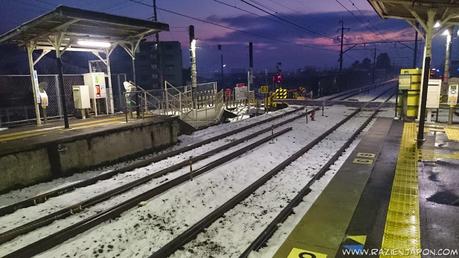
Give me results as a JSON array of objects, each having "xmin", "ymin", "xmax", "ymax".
[
  {"xmin": 212, "ymin": 0, "xmax": 264, "ymax": 18},
  {"xmin": 240, "ymin": 0, "xmax": 335, "ymax": 39},
  {"xmin": 127, "ymin": 0, "xmax": 337, "ymax": 52}
]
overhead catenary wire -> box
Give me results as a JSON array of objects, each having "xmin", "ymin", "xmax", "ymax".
[
  {"xmin": 127, "ymin": 0, "xmax": 338, "ymax": 53},
  {"xmin": 240, "ymin": 0, "xmax": 335, "ymax": 39},
  {"xmin": 334, "ymin": 0, "xmax": 412, "ymax": 66}
]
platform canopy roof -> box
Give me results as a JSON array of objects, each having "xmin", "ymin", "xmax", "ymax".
[
  {"xmin": 368, "ymin": 0, "xmax": 459, "ymax": 28},
  {"xmin": 0, "ymin": 5, "xmax": 169, "ymax": 52}
]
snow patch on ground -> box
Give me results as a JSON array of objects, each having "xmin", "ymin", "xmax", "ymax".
[
  {"xmin": 170, "ymin": 113, "xmax": 374, "ymax": 258},
  {"xmin": 31, "ymin": 107, "xmax": 351, "ymax": 258},
  {"xmin": 0, "ymin": 108, "xmax": 296, "ymax": 208}
]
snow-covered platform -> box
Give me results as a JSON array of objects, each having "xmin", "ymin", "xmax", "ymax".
[
  {"xmin": 0, "ymin": 115, "xmax": 180, "ymax": 192},
  {"xmin": 272, "ymin": 117, "xmax": 400, "ymax": 257}
]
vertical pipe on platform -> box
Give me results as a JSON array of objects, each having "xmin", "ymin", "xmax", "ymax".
[
  {"xmin": 26, "ymin": 43, "xmax": 42, "ymax": 126},
  {"xmin": 189, "ymin": 25, "xmax": 197, "ymax": 109},
  {"xmin": 56, "ymin": 55, "xmax": 69, "ymax": 129},
  {"xmin": 248, "ymin": 42, "xmax": 253, "ymax": 93},
  {"xmin": 106, "ymin": 50, "xmax": 115, "ymax": 114},
  {"xmin": 417, "ymin": 10, "xmax": 435, "ymax": 145}
]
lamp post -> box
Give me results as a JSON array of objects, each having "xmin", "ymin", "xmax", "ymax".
[{"xmin": 218, "ymin": 44, "xmax": 224, "ymax": 88}]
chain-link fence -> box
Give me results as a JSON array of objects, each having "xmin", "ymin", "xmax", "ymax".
[{"xmin": 0, "ymin": 73, "xmax": 127, "ymax": 126}]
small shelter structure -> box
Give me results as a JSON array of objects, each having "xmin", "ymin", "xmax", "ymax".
[{"xmin": 0, "ymin": 5, "xmax": 169, "ymax": 128}]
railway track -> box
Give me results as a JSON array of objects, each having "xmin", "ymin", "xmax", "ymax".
[
  {"xmin": 149, "ymin": 94, "xmax": 394, "ymax": 258},
  {"xmin": 327, "ymin": 80, "xmax": 394, "ymax": 101},
  {"xmin": 240, "ymin": 95, "xmax": 394, "ymax": 258},
  {"xmin": 0, "ymin": 93, "xmax": 394, "ymax": 257},
  {"xmin": 0, "ymin": 107, "xmax": 305, "ymax": 217},
  {"xmin": 342, "ymin": 83, "xmax": 395, "ymax": 102},
  {"xmin": 0, "ymin": 107, "xmax": 319, "ymax": 257}
]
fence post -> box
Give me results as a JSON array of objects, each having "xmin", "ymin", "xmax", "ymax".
[
  {"xmin": 305, "ymin": 108, "xmax": 308, "ymax": 124},
  {"xmin": 143, "ymin": 91, "xmax": 147, "ymax": 113},
  {"xmin": 179, "ymin": 93, "xmax": 182, "ymax": 116},
  {"xmin": 124, "ymin": 92, "xmax": 129, "ymax": 123},
  {"xmin": 117, "ymin": 74, "xmax": 122, "ymax": 111},
  {"xmin": 164, "ymin": 81, "xmax": 169, "ymax": 114}
]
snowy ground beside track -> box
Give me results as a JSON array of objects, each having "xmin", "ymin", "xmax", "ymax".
[
  {"xmin": 0, "ymin": 107, "xmax": 297, "ymax": 207},
  {"xmin": 0, "ymin": 87, "xmax": 399, "ymax": 257},
  {"xmin": 343, "ymin": 83, "xmax": 395, "ymax": 102},
  {"xmin": 27, "ymin": 106, "xmax": 353, "ymax": 258},
  {"xmin": 170, "ymin": 112, "xmax": 374, "ymax": 258},
  {"xmin": 0, "ymin": 108, "xmax": 313, "ymax": 255}
]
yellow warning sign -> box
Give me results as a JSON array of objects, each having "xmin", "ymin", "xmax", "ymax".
[
  {"xmin": 260, "ymin": 85, "xmax": 269, "ymax": 94},
  {"xmin": 287, "ymin": 248, "xmax": 327, "ymax": 258}
]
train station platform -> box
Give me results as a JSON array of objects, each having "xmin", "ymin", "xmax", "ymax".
[
  {"xmin": 274, "ymin": 119, "xmax": 459, "ymax": 258},
  {"xmin": 0, "ymin": 115, "xmax": 180, "ymax": 193}
]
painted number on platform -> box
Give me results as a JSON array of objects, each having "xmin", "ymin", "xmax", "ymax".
[
  {"xmin": 287, "ymin": 248, "xmax": 327, "ymax": 258},
  {"xmin": 356, "ymin": 152, "xmax": 375, "ymax": 158},
  {"xmin": 353, "ymin": 158, "xmax": 373, "ymax": 165}
]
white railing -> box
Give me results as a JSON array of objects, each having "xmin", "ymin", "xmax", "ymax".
[
  {"xmin": 163, "ymin": 81, "xmax": 223, "ymax": 128},
  {"xmin": 124, "ymin": 80, "xmax": 225, "ymax": 128}
]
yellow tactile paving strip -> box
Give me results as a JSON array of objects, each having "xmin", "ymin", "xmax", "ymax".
[
  {"xmin": 380, "ymin": 122, "xmax": 420, "ymax": 258},
  {"xmin": 0, "ymin": 117, "xmax": 124, "ymax": 142},
  {"xmin": 444, "ymin": 127, "xmax": 459, "ymax": 141}
]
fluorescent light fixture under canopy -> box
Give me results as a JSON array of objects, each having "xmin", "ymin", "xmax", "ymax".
[{"xmin": 77, "ymin": 40, "xmax": 111, "ymax": 48}]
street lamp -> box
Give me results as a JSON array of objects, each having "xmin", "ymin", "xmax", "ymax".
[{"xmin": 442, "ymin": 28, "xmax": 454, "ymax": 124}]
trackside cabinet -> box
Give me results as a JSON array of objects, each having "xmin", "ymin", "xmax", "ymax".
[
  {"xmin": 397, "ymin": 68, "xmax": 421, "ymax": 120},
  {"xmin": 83, "ymin": 72, "xmax": 108, "ymax": 116}
]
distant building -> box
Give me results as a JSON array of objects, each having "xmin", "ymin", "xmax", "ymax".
[{"xmin": 136, "ymin": 41, "xmax": 183, "ymax": 89}]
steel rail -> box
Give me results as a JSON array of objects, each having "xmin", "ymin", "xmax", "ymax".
[
  {"xmin": 0, "ymin": 107, "xmax": 304, "ymax": 217},
  {"xmin": 148, "ymin": 106, "xmax": 365, "ymax": 258},
  {"xmin": 368, "ymin": 85, "xmax": 396, "ymax": 102},
  {"xmin": 149, "ymin": 93, "xmax": 394, "ymax": 258},
  {"xmin": 336, "ymin": 81, "xmax": 393, "ymax": 101},
  {"xmin": 2, "ymin": 126, "xmax": 294, "ymax": 258},
  {"xmin": 0, "ymin": 111, "xmax": 309, "ymax": 245},
  {"xmin": 239, "ymin": 93, "xmax": 394, "ymax": 257},
  {"xmin": 326, "ymin": 79, "xmax": 394, "ymax": 101}
]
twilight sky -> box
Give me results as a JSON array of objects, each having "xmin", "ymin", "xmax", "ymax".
[{"xmin": 0, "ymin": 0, "xmax": 451, "ymax": 75}]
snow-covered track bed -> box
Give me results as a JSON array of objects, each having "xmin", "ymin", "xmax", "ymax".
[
  {"xmin": 161, "ymin": 98, "xmax": 392, "ymax": 258},
  {"xmin": 0, "ymin": 107, "xmax": 304, "ymax": 216},
  {"xmin": 151, "ymin": 105, "xmax": 376, "ymax": 258},
  {"xmin": 342, "ymin": 82, "xmax": 395, "ymax": 102},
  {"xmin": 0, "ymin": 108, "xmax": 320, "ymax": 257},
  {"xmin": 0, "ymin": 97, "xmax": 390, "ymax": 257}
]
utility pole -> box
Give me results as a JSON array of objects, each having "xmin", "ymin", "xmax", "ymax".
[
  {"xmin": 338, "ymin": 19, "xmax": 350, "ymax": 72},
  {"xmin": 153, "ymin": 0, "xmax": 162, "ymax": 89},
  {"xmin": 218, "ymin": 44, "xmax": 224, "ymax": 88},
  {"xmin": 248, "ymin": 42, "xmax": 253, "ymax": 92},
  {"xmin": 443, "ymin": 27, "xmax": 452, "ymax": 92},
  {"xmin": 189, "ymin": 25, "xmax": 197, "ymax": 108},
  {"xmin": 372, "ymin": 47, "xmax": 377, "ymax": 83},
  {"xmin": 413, "ymin": 23, "xmax": 419, "ymax": 68}
]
